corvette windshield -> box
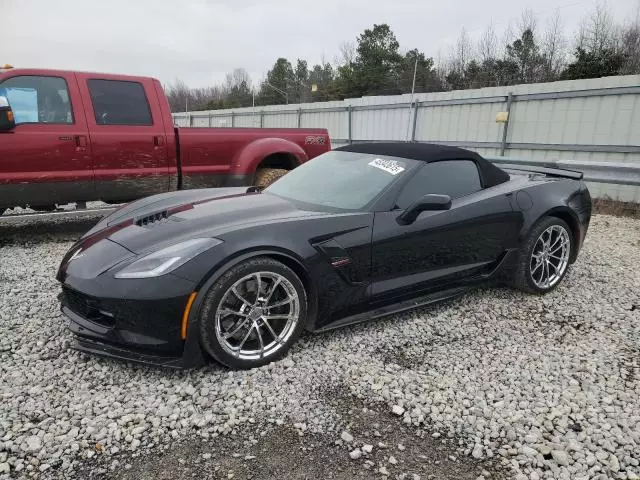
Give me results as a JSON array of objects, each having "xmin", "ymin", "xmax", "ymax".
[{"xmin": 264, "ymin": 151, "xmax": 416, "ymax": 210}]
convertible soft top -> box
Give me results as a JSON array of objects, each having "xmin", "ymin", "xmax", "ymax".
[{"xmin": 335, "ymin": 142, "xmax": 510, "ymax": 188}]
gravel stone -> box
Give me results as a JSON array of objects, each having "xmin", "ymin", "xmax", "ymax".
[
  {"xmin": 1, "ymin": 214, "xmax": 639, "ymax": 480},
  {"xmin": 341, "ymin": 431, "xmax": 354, "ymax": 443},
  {"xmin": 392, "ymin": 405, "xmax": 405, "ymax": 416},
  {"xmin": 349, "ymin": 448, "xmax": 362, "ymax": 460},
  {"xmin": 551, "ymin": 450, "xmax": 569, "ymax": 466}
]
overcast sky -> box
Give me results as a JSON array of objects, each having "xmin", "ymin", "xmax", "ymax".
[{"xmin": 2, "ymin": 0, "xmax": 638, "ymax": 88}]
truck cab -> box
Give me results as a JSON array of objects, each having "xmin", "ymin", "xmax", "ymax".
[{"xmin": 0, "ymin": 66, "xmax": 330, "ymax": 214}]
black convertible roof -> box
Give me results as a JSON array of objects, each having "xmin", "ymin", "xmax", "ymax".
[{"xmin": 335, "ymin": 142, "xmax": 510, "ymax": 188}]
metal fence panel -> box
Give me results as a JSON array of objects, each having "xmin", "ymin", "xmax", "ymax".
[{"xmin": 172, "ymin": 74, "xmax": 640, "ymax": 201}]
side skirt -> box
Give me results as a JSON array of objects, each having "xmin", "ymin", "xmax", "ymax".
[{"xmin": 314, "ymin": 285, "xmax": 471, "ymax": 333}]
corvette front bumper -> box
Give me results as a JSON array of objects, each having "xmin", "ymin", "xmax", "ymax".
[{"xmin": 59, "ymin": 285, "xmax": 207, "ymax": 369}]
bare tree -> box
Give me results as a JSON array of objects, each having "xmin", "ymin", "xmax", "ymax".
[
  {"xmin": 518, "ymin": 9, "xmax": 538, "ymax": 37},
  {"xmin": 584, "ymin": 2, "xmax": 618, "ymax": 54},
  {"xmin": 479, "ymin": 23, "xmax": 498, "ymax": 62},
  {"xmin": 224, "ymin": 68, "xmax": 253, "ymax": 92},
  {"xmin": 338, "ymin": 41, "xmax": 356, "ymax": 66},
  {"xmin": 620, "ymin": 20, "xmax": 640, "ymax": 73},
  {"xmin": 450, "ymin": 27, "xmax": 474, "ymax": 77},
  {"xmin": 164, "ymin": 78, "xmax": 191, "ymax": 113},
  {"xmin": 542, "ymin": 11, "xmax": 567, "ymax": 79}
]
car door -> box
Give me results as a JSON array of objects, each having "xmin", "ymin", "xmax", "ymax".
[
  {"xmin": 370, "ymin": 159, "xmax": 521, "ymax": 300},
  {"xmin": 0, "ymin": 72, "xmax": 93, "ymax": 210},
  {"xmin": 75, "ymin": 74, "xmax": 169, "ymax": 203}
]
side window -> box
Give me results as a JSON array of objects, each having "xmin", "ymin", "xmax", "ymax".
[
  {"xmin": 87, "ymin": 79, "xmax": 152, "ymax": 126},
  {"xmin": 0, "ymin": 75, "xmax": 73, "ymax": 125},
  {"xmin": 396, "ymin": 160, "xmax": 482, "ymax": 209}
]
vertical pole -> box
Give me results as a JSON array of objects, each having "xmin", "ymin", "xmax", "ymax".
[
  {"xmin": 411, "ymin": 103, "xmax": 420, "ymax": 142},
  {"xmin": 405, "ymin": 57, "xmax": 419, "ymax": 142},
  {"xmin": 260, "ymin": 110, "xmax": 264, "ymax": 128},
  {"xmin": 297, "ymin": 108, "xmax": 302, "ymax": 128},
  {"xmin": 231, "ymin": 112, "xmax": 235, "ymax": 128},
  {"xmin": 347, "ymin": 105, "xmax": 353, "ymax": 144},
  {"xmin": 188, "ymin": 114, "xmax": 193, "ymax": 127},
  {"xmin": 208, "ymin": 113, "xmax": 212, "ymax": 127},
  {"xmin": 500, "ymin": 92, "xmax": 513, "ymax": 156}
]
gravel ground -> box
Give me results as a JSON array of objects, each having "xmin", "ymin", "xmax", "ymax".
[{"xmin": 0, "ymin": 213, "xmax": 639, "ymax": 480}]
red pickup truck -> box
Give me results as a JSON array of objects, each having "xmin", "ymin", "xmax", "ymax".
[{"xmin": 0, "ymin": 67, "xmax": 330, "ymax": 214}]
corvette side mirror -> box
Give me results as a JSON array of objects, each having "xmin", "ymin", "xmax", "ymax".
[
  {"xmin": 397, "ymin": 194, "xmax": 451, "ymax": 225},
  {"xmin": 0, "ymin": 96, "xmax": 16, "ymax": 131}
]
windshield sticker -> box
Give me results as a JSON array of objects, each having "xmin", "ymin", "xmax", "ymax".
[{"xmin": 368, "ymin": 158, "xmax": 405, "ymax": 175}]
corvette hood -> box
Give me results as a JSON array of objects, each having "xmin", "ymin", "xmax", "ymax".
[{"xmin": 81, "ymin": 188, "xmax": 331, "ymax": 255}]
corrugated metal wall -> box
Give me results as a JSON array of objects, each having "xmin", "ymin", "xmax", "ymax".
[{"xmin": 173, "ymin": 75, "xmax": 640, "ymax": 201}]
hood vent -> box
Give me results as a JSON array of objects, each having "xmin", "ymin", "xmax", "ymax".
[{"xmin": 135, "ymin": 210, "xmax": 168, "ymax": 227}]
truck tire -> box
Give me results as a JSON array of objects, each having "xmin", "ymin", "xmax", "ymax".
[{"xmin": 254, "ymin": 168, "xmax": 289, "ymax": 189}]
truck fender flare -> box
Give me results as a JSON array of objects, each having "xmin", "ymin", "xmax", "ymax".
[{"xmin": 230, "ymin": 138, "xmax": 308, "ymax": 176}]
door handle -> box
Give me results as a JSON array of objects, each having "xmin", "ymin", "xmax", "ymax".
[
  {"xmin": 74, "ymin": 135, "xmax": 88, "ymax": 150},
  {"xmin": 153, "ymin": 135, "xmax": 164, "ymax": 146}
]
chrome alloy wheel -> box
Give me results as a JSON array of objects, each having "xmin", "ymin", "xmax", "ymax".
[
  {"xmin": 529, "ymin": 224, "xmax": 571, "ymax": 289},
  {"xmin": 214, "ymin": 272, "xmax": 300, "ymax": 360}
]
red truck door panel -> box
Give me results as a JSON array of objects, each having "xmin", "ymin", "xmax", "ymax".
[
  {"xmin": 75, "ymin": 73, "xmax": 169, "ymax": 202},
  {"xmin": 0, "ymin": 72, "xmax": 93, "ymax": 208}
]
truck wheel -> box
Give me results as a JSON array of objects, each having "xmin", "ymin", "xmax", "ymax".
[{"xmin": 254, "ymin": 168, "xmax": 289, "ymax": 189}]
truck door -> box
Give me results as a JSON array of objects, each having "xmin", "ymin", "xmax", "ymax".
[
  {"xmin": 0, "ymin": 72, "xmax": 93, "ymax": 210},
  {"xmin": 75, "ymin": 74, "xmax": 169, "ymax": 203}
]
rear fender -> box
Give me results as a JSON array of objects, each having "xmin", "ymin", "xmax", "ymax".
[{"xmin": 230, "ymin": 138, "xmax": 307, "ymax": 176}]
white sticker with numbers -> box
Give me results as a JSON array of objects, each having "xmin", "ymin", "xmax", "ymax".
[{"xmin": 368, "ymin": 158, "xmax": 405, "ymax": 175}]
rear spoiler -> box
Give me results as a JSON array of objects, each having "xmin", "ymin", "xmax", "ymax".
[{"xmin": 497, "ymin": 163, "xmax": 583, "ymax": 180}]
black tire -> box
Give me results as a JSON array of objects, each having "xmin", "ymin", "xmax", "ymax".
[
  {"xmin": 199, "ymin": 257, "xmax": 307, "ymax": 369},
  {"xmin": 511, "ymin": 216, "xmax": 574, "ymax": 294},
  {"xmin": 254, "ymin": 168, "xmax": 289, "ymax": 189}
]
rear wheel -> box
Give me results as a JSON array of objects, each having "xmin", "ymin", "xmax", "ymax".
[
  {"xmin": 199, "ymin": 257, "xmax": 307, "ymax": 369},
  {"xmin": 254, "ymin": 168, "xmax": 289, "ymax": 189},
  {"xmin": 512, "ymin": 216, "xmax": 573, "ymax": 294}
]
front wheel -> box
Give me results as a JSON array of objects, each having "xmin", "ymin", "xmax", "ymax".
[
  {"xmin": 512, "ymin": 216, "xmax": 573, "ymax": 294},
  {"xmin": 199, "ymin": 257, "xmax": 307, "ymax": 369}
]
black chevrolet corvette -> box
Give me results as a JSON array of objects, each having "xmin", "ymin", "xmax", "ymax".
[{"xmin": 57, "ymin": 143, "xmax": 591, "ymax": 369}]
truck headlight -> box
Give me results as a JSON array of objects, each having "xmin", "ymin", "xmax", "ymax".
[{"xmin": 114, "ymin": 238, "xmax": 222, "ymax": 279}]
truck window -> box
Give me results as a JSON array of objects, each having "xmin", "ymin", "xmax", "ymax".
[
  {"xmin": 0, "ymin": 75, "xmax": 73, "ymax": 125},
  {"xmin": 87, "ymin": 79, "xmax": 152, "ymax": 126}
]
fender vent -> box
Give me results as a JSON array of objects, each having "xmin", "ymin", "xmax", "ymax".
[{"xmin": 135, "ymin": 210, "xmax": 168, "ymax": 227}]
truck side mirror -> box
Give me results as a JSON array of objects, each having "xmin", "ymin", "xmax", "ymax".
[{"xmin": 0, "ymin": 96, "xmax": 16, "ymax": 131}]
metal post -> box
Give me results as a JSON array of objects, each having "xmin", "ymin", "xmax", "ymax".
[
  {"xmin": 260, "ymin": 110, "xmax": 264, "ymax": 128},
  {"xmin": 347, "ymin": 106, "xmax": 353, "ymax": 144},
  {"xmin": 411, "ymin": 102, "xmax": 420, "ymax": 142},
  {"xmin": 231, "ymin": 112, "xmax": 235, "ymax": 128},
  {"xmin": 500, "ymin": 92, "xmax": 513, "ymax": 156},
  {"xmin": 297, "ymin": 108, "xmax": 302, "ymax": 128},
  {"xmin": 208, "ymin": 113, "xmax": 212, "ymax": 127},
  {"xmin": 188, "ymin": 114, "xmax": 193, "ymax": 127}
]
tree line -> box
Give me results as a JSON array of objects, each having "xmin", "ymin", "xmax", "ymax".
[{"xmin": 166, "ymin": 3, "xmax": 640, "ymax": 112}]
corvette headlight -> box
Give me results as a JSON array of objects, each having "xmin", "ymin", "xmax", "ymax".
[{"xmin": 114, "ymin": 238, "xmax": 222, "ymax": 279}]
